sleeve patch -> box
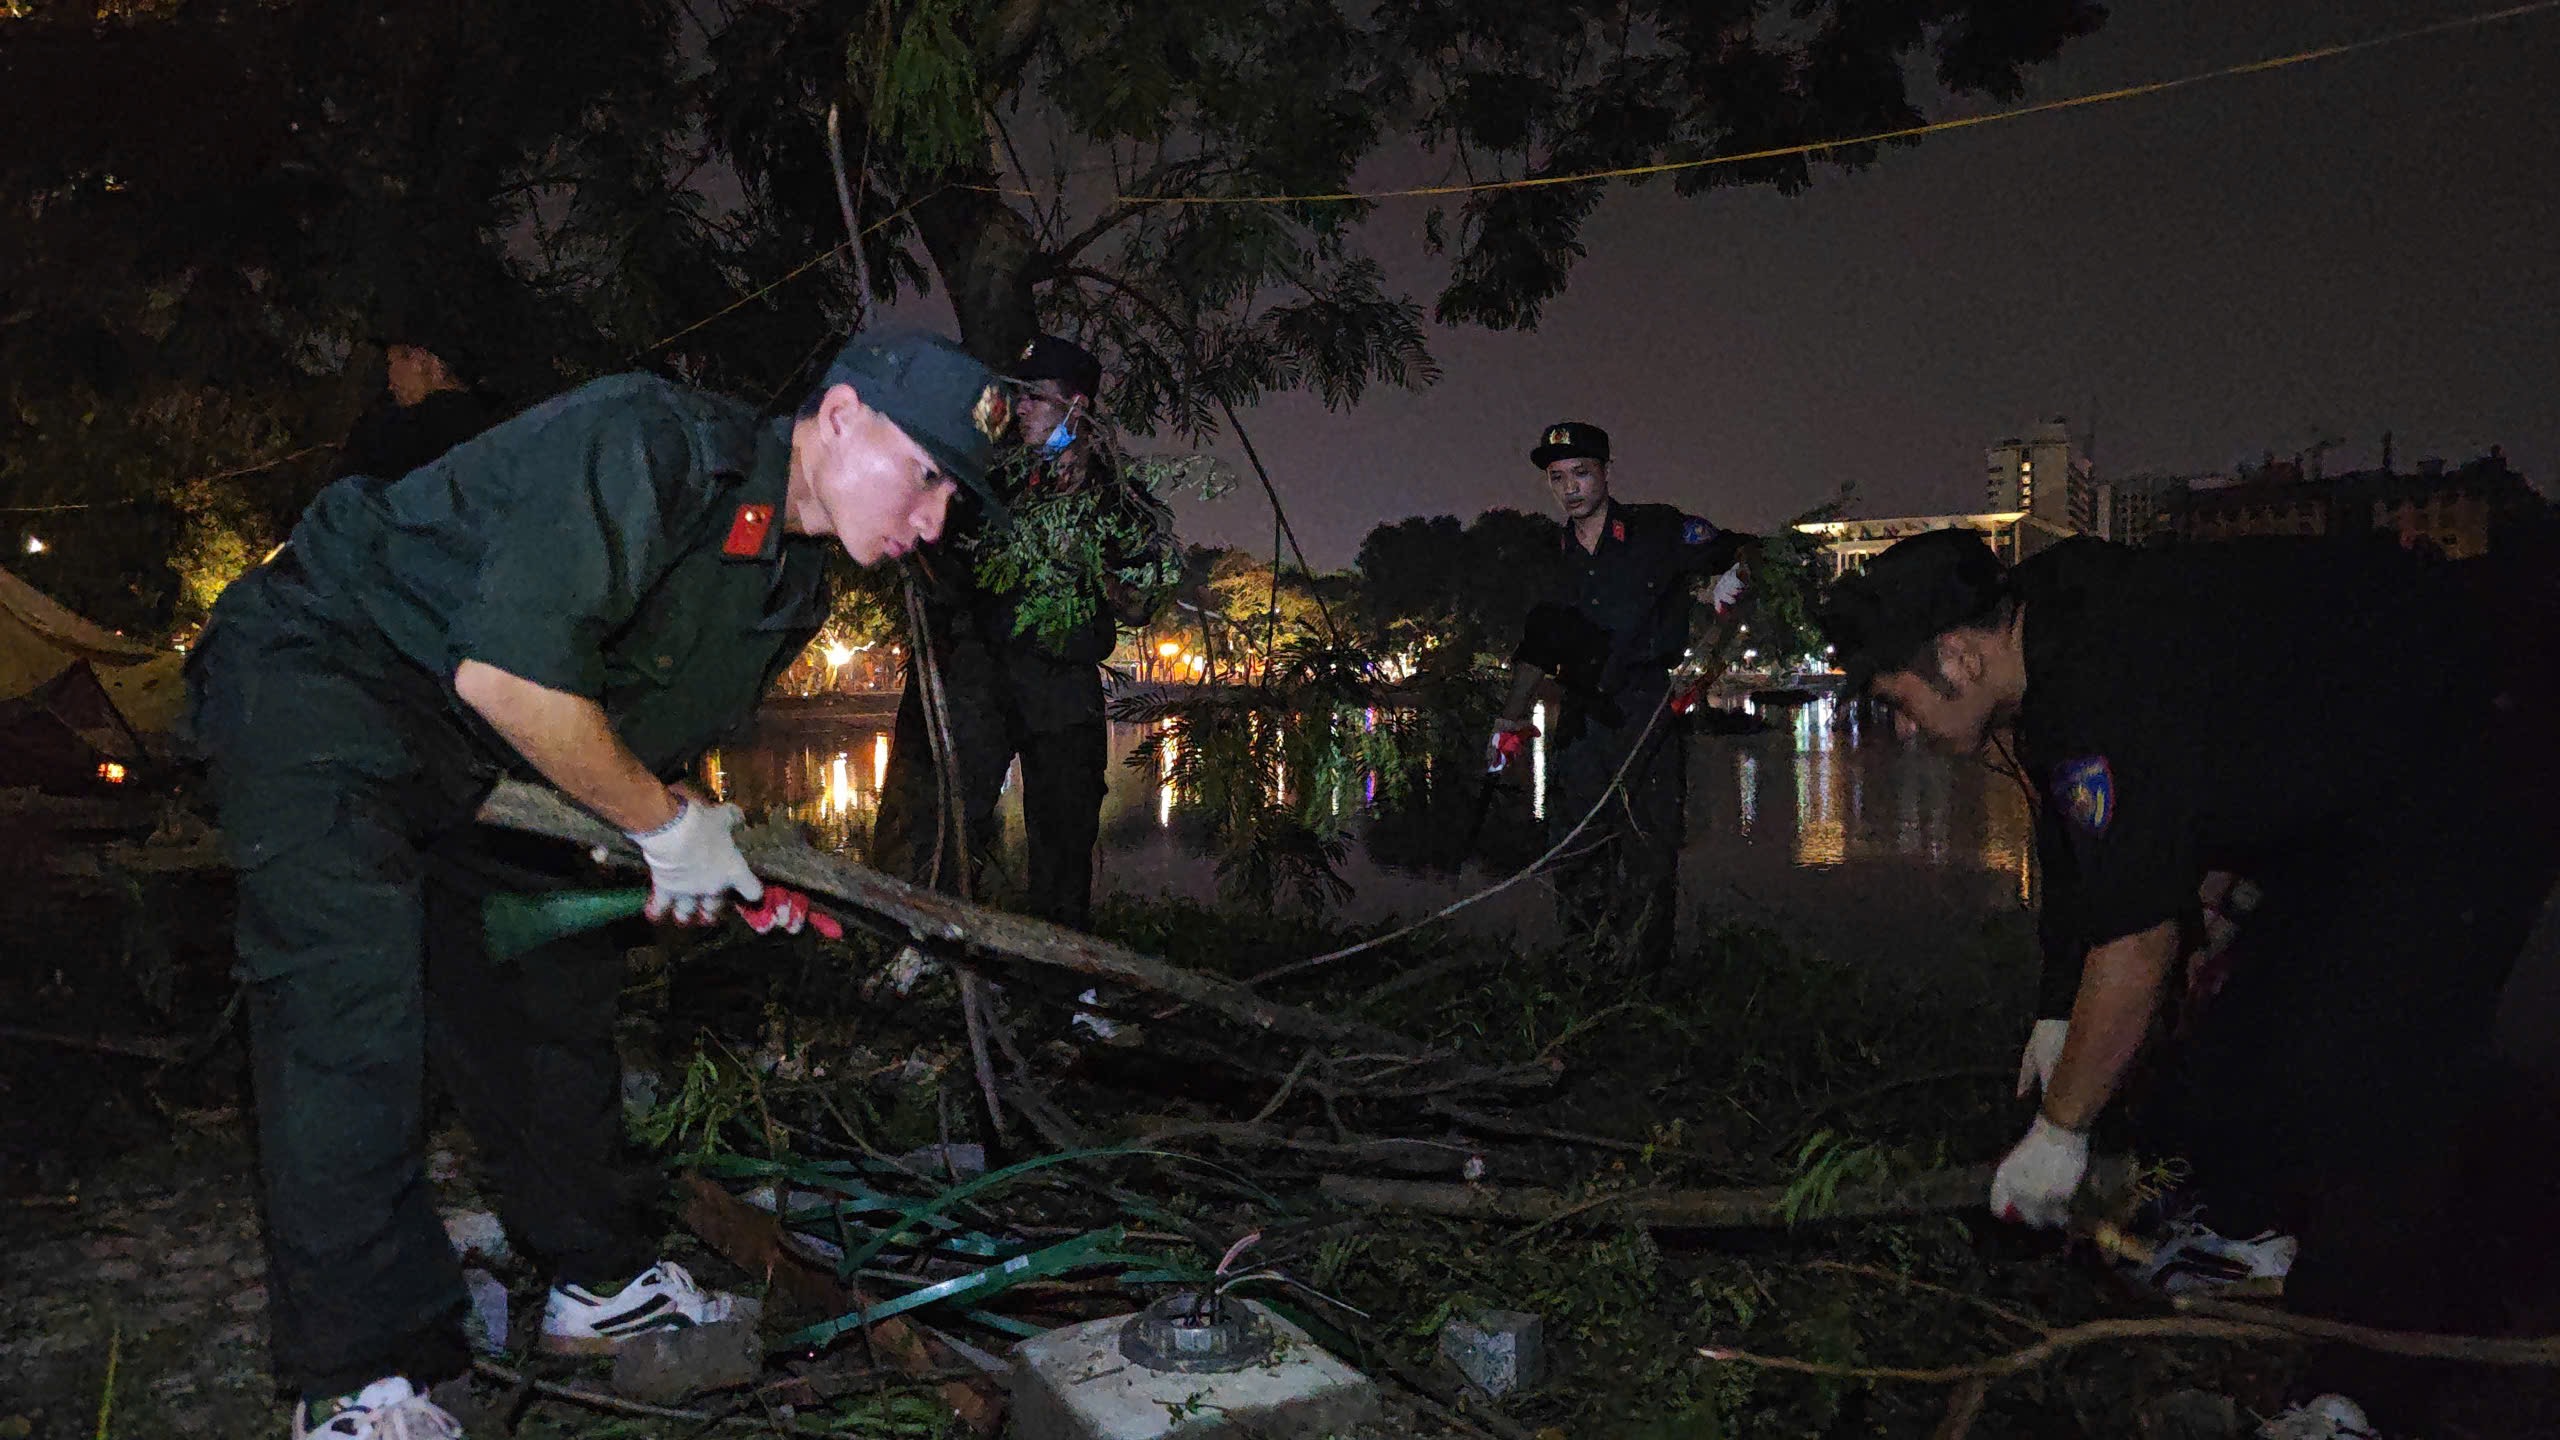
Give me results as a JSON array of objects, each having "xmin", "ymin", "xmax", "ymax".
[
  {"xmin": 2053, "ymin": 755, "xmax": 2113, "ymax": 834},
  {"xmin": 1681, "ymin": 516, "xmax": 1718, "ymax": 545}
]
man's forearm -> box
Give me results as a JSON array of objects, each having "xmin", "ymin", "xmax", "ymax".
[
  {"xmin": 454, "ymin": 659, "xmax": 681, "ymax": 833},
  {"xmin": 2042, "ymin": 919, "xmax": 2180, "ymax": 1130}
]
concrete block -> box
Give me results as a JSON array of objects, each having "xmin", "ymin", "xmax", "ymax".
[
  {"xmin": 1010, "ymin": 1299, "xmax": 1377, "ymax": 1440},
  {"xmin": 460, "ymin": 1269, "xmax": 509, "ymax": 1355},
  {"xmin": 609, "ymin": 1297, "xmax": 765, "ymax": 1405},
  {"xmin": 1438, "ymin": 1310, "xmax": 1544, "ymax": 1398}
]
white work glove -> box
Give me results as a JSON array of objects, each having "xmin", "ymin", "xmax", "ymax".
[
  {"xmin": 627, "ymin": 797, "xmax": 763, "ymax": 925},
  {"xmin": 2015, "ymin": 1018, "xmax": 2070, "ymax": 1099},
  {"xmin": 1989, "ymin": 1115, "xmax": 2090, "ymax": 1229},
  {"xmin": 1707, "ymin": 564, "xmax": 1746, "ymax": 615}
]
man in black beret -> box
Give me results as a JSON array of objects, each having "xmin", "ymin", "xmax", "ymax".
[{"xmin": 1488, "ymin": 420, "xmax": 1750, "ymax": 972}]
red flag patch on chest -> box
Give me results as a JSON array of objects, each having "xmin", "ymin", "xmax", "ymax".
[
  {"xmin": 1611, "ymin": 519, "xmax": 1626, "ymax": 542},
  {"xmin": 722, "ymin": 503, "xmax": 774, "ymax": 557}
]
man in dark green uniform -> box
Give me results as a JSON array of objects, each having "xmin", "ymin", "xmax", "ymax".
[
  {"xmin": 873, "ymin": 334, "xmax": 1168, "ymax": 929},
  {"xmin": 1488, "ymin": 421, "xmax": 1749, "ymax": 971},
  {"xmin": 1820, "ymin": 527, "xmax": 2560, "ymax": 1439},
  {"xmin": 185, "ymin": 331, "xmax": 1009, "ymax": 1439}
]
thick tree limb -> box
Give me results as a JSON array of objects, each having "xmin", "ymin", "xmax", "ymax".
[
  {"xmin": 1316, "ymin": 1159, "xmax": 2134, "ymax": 1230},
  {"xmin": 474, "ymin": 779, "xmax": 1423, "ymax": 1055}
]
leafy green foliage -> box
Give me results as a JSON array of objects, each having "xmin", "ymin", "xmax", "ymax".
[
  {"xmin": 633, "ymin": 1041, "xmax": 769, "ymax": 1157},
  {"xmin": 965, "ymin": 450, "xmax": 1227, "ymax": 652},
  {"xmin": 1777, "ymin": 1130, "xmax": 1894, "ymax": 1226},
  {"xmin": 866, "ymin": 0, "xmax": 984, "ymax": 174},
  {"xmin": 1717, "ymin": 485, "xmax": 1858, "ymax": 671}
]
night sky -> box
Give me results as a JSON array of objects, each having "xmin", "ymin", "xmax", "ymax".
[{"xmin": 893, "ymin": 0, "xmax": 2560, "ymax": 566}]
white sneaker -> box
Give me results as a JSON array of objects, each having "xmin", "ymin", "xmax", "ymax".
[
  {"xmin": 539, "ymin": 1259, "xmax": 738, "ymax": 1355},
  {"xmin": 2142, "ymin": 1219, "xmax": 2299, "ymax": 1296},
  {"xmin": 292, "ymin": 1377, "xmax": 464, "ymax": 1440},
  {"xmin": 2257, "ymin": 1394, "xmax": 2379, "ymax": 1440}
]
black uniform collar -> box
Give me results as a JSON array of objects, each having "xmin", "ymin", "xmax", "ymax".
[{"xmin": 1562, "ymin": 497, "xmax": 1628, "ymax": 556}]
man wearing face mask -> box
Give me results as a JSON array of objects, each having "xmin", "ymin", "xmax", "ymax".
[
  {"xmin": 1487, "ymin": 421, "xmax": 1750, "ymax": 972},
  {"xmin": 874, "ymin": 334, "xmax": 1166, "ymax": 929},
  {"xmin": 1817, "ymin": 527, "xmax": 2560, "ymax": 1440}
]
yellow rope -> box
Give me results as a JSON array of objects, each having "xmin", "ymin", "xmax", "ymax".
[{"xmin": 961, "ymin": 0, "xmax": 2560, "ymax": 208}]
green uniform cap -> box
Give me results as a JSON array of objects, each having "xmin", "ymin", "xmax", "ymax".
[{"xmin": 820, "ymin": 331, "xmax": 1011, "ymax": 520}]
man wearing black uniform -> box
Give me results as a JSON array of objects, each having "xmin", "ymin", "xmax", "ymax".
[
  {"xmin": 873, "ymin": 335, "xmax": 1167, "ymax": 928},
  {"xmin": 333, "ymin": 329, "xmax": 500, "ymax": 485},
  {"xmin": 1820, "ymin": 528, "xmax": 2560, "ymax": 1438},
  {"xmin": 1489, "ymin": 422, "xmax": 1747, "ymax": 971}
]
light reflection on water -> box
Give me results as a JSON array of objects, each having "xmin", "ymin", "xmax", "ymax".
[{"xmin": 704, "ymin": 693, "xmax": 2035, "ymax": 922}]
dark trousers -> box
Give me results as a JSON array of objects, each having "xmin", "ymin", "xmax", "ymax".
[
  {"xmin": 2157, "ymin": 803, "xmax": 2559, "ymax": 1427},
  {"xmin": 873, "ymin": 623, "xmax": 1107, "ymax": 931},
  {"xmin": 1547, "ymin": 679, "xmax": 1686, "ymax": 971},
  {"xmin": 189, "ymin": 571, "xmax": 653, "ymax": 1401}
]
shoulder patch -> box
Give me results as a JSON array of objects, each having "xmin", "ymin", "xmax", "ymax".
[
  {"xmin": 1681, "ymin": 516, "xmax": 1718, "ymax": 545},
  {"xmin": 721, "ymin": 502, "xmax": 775, "ymax": 558},
  {"xmin": 2053, "ymin": 755, "xmax": 2113, "ymax": 834}
]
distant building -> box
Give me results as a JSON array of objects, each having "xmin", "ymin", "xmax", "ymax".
[
  {"xmin": 1984, "ymin": 420, "xmax": 2097, "ymax": 536},
  {"xmin": 2092, "ymin": 472, "xmax": 2219, "ymax": 548},
  {"xmin": 2165, "ymin": 448, "xmax": 2539, "ymax": 559},
  {"xmin": 1794, "ymin": 512, "xmax": 2077, "ymax": 578}
]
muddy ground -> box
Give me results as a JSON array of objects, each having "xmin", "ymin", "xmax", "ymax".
[{"xmin": 7, "ymin": 811, "xmax": 2560, "ymax": 1440}]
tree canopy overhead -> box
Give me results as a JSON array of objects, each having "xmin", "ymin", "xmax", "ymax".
[{"xmin": 0, "ymin": 0, "xmax": 2103, "ymax": 630}]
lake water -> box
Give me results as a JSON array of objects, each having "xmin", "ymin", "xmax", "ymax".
[
  {"xmin": 705, "ymin": 688, "xmax": 2560, "ymax": 1064},
  {"xmin": 704, "ymin": 693, "xmax": 2045, "ymax": 963}
]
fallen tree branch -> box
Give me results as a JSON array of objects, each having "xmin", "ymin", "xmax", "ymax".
[
  {"xmin": 1317, "ymin": 1159, "xmax": 2134, "ymax": 1230},
  {"xmin": 2172, "ymin": 1298, "xmax": 2560, "ymax": 1366},
  {"xmin": 476, "ymin": 779, "xmax": 1422, "ymax": 1055},
  {"xmin": 1130, "ymin": 1117, "xmax": 1503, "ymax": 1178},
  {"xmin": 1699, "ymin": 1315, "xmax": 2291, "ymax": 1385}
]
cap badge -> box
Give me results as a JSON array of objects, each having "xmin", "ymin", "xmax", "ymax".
[
  {"xmin": 972, "ymin": 383, "xmax": 1011, "ymax": 442},
  {"xmin": 721, "ymin": 503, "xmax": 774, "ymax": 558},
  {"xmin": 1546, "ymin": 426, "xmax": 1569, "ymax": 447}
]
